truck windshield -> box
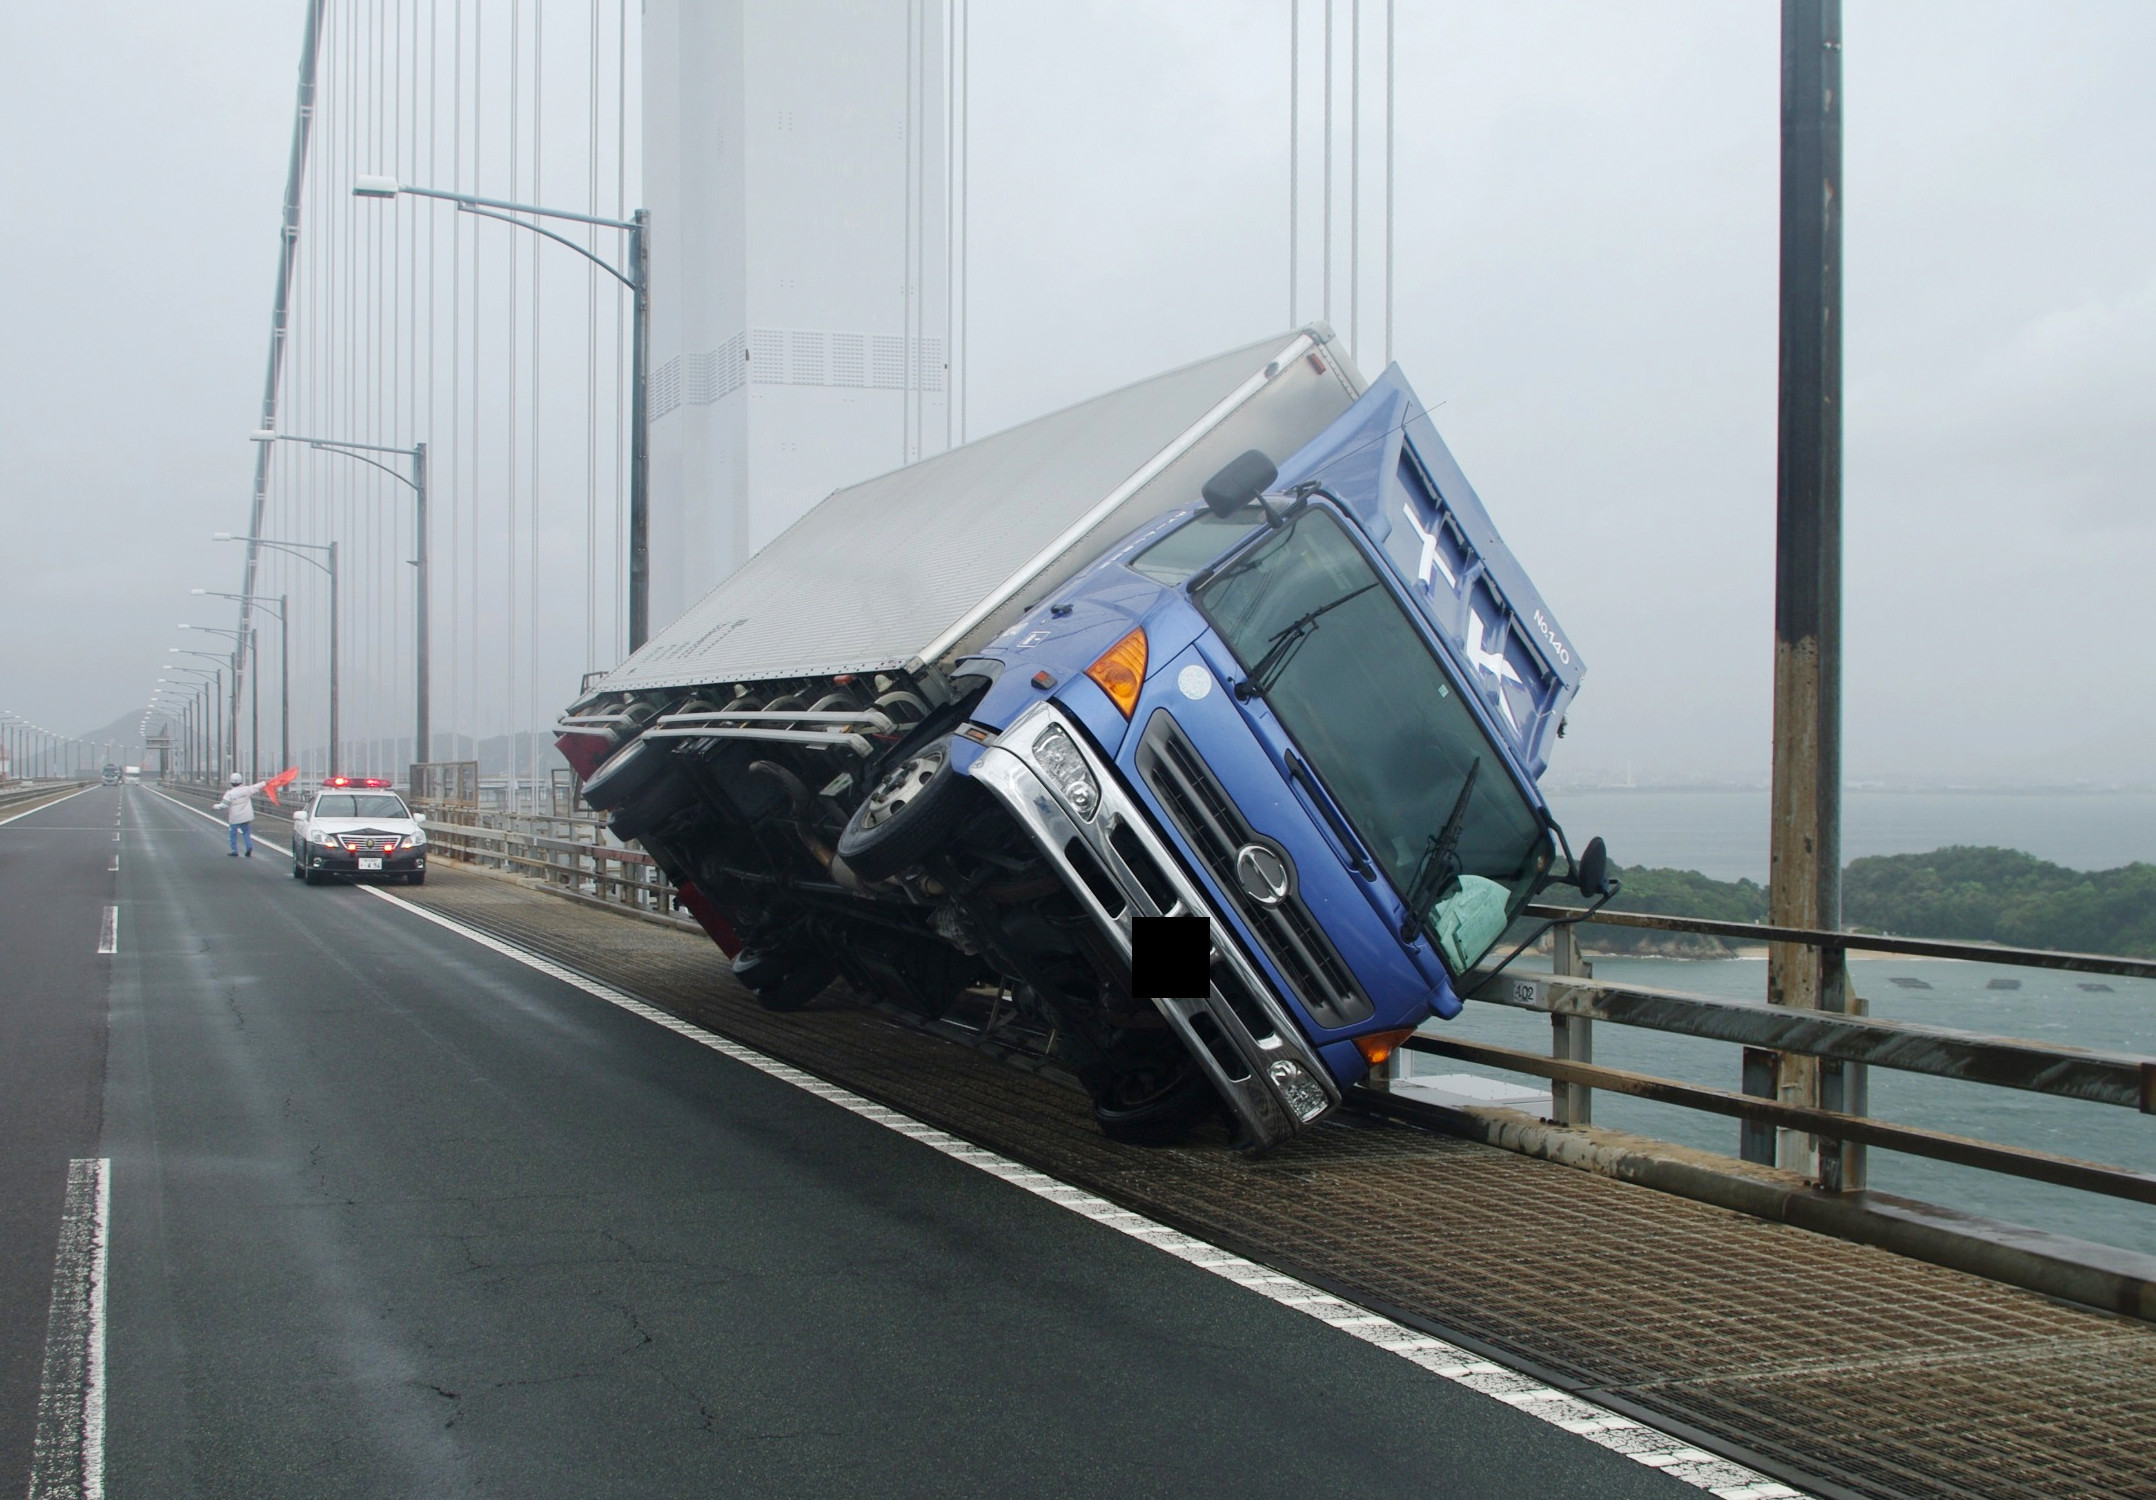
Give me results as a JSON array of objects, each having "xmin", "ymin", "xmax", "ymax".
[{"xmin": 1184, "ymin": 507, "xmax": 1550, "ymax": 971}]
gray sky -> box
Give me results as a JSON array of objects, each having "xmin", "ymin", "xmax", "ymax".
[{"xmin": 4, "ymin": 1, "xmax": 2151, "ymax": 784}]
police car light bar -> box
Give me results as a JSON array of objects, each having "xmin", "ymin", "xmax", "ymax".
[{"xmin": 323, "ymin": 776, "xmax": 393, "ymax": 788}]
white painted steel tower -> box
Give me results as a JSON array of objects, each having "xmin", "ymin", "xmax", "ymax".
[{"xmin": 643, "ymin": 1, "xmax": 951, "ymax": 630}]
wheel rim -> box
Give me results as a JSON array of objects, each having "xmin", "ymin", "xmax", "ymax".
[{"xmin": 856, "ymin": 745, "xmax": 946, "ymax": 832}]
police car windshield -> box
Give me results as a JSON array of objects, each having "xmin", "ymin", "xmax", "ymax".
[{"xmin": 313, "ymin": 793, "xmax": 408, "ymax": 819}]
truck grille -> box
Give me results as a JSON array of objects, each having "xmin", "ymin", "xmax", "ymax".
[{"xmin": 1135, "ymin": 712, "xmax": 1371, "ymax": 1027}]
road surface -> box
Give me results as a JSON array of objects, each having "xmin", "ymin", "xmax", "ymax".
[{"xmin": 1, "ymin": 783, "xmax": 1698, "ymax": 1498}]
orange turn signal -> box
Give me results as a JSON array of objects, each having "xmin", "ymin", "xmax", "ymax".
[
  {"xmin": 1084, "ymin": 627, "xmax": 1148, "ymax": 718},
  {"xmin": 1353, "ymin": 1027, "xmax": 1419, "ymax": 1069}
]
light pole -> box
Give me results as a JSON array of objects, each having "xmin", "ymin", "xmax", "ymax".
[
  {"xmin": 196, "ymin": 590, "xmax": 289, "ymax": 775},
  {"xmin": 355, "ymin": 175, "xmax": 652, "ymax": 649},
  {"xmin": 250, "ymin": 432, "xmax": 428, "ymax": 768},
  {"xmin": 171, "ymin": 650, "xmax": 231, "ymax": 778},
  {"xmin": 165, "ymin": 667, "xmax": 217, "ymax": 781},
  {"xmin": 181, "ymin": 624, "xmax": 247, "ymax": 777},
  {"xmin": 216, "ymin": 534, "xmax": 338, "ymax": 774}
]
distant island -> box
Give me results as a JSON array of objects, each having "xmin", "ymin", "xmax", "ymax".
[{"xmin": 1576, "ymin": 847, "xmax": 2156, "ymax": 959}]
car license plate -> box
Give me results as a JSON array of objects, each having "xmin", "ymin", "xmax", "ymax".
[{"xmin": 359, "ymin": 857, "xmax": 383, "ymax": 871}]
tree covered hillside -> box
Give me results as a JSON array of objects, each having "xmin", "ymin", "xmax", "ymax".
[
  {"xmin": 1573, "ymin": 848, "xmax": 2156, "ymax": 958},
  {"xmin": 1843, "ymin": 846, "xmax": 2156, "ymax": 958}
]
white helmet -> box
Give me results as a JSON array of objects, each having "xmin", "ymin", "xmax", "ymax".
[{"xmin": 229, "ymin": 773, "xmax": 243, "ymax": 785}]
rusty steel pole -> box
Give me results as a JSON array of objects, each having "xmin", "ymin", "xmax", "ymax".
[{"xmin": 1756, "ymin": 0, "xmax": 1852, "ymax": 1182}]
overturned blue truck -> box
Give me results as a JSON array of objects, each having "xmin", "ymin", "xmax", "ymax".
[{"xmin": 559, "ymin": 327, "xmax": 1606, "ymax": 1151}]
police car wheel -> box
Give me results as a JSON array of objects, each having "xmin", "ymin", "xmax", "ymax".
[{"xmin": 290, "ymin": 845, "xmax": 304, "ymax": 878}]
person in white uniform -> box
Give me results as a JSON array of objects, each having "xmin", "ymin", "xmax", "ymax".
[{"xmin": 215, "ymin": 772, "xmax": 270, "ymax": 857}]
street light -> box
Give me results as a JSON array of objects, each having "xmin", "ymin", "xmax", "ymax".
[
  {"xmin": 355, "ymin": 175, "xmax": 652, "ymax": 649},
  {"xmin": 249, "ymin": 431, "xmax": 429, "ymax": 767},
  {"xmin": 164, "ymin": 665, "xmax": 218, "ymax": 780},
  {"xmin": 215, "ymin": 533, "xmax": 339, "ymax": 774},
  {"xmin": 169, "ymin": 650, "xmax": 229, "ymax": 776},
  {"xmin": 182, "ymin": 623, "xmax": 246, "ymax": 777},
  {"xmin": 195, "ymin": 589, "xmax": 290, "ymax": 776}
]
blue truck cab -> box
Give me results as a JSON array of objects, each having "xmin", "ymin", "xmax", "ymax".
[{"xmin": 947, "ymin": 368, "xmax": 1586, "ymax": 1145}]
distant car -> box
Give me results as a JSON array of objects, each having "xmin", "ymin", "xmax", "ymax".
[
  {"xmin": 291, "ymin": 776, "xmax": 430, "ymax": 885},
  {"xmin": 101, "ymin": 765, "xmax": 121, "ymax": 786}
]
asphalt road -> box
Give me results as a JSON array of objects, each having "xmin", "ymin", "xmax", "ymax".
[{"xmin": 2, "ymin": 783, "xmax": 1701, "ymax": 1498}]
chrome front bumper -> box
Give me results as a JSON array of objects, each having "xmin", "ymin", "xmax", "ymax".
[{"xmin": 966, "ymin": 702, "xmax": 1340, "ymax": 1150}]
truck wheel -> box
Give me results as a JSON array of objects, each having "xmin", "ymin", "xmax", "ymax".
[
  {"xmin": 836, "ymin": 737, "xmax": 971, "ymax": 882},
  {"xmin": 582, "ymin": 735, "xmax": 674, "ymax": 812},
  {"xmin": 1091, "ymin": 1050, "xmax": 1219, "ymax": 1147},
  {"xmin": 732, "ymin": 947, "xmax": 837, "ymax": 1011}
]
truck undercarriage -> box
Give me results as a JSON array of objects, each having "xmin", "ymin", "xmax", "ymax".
[{"xmin": 569, "ymin": 675, "xmax": 1225, "ymax": 1144}]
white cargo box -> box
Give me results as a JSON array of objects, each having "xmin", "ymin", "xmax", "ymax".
[{"xmin": 596, "ymin": 326, "xmax": 1364, "ymax": 696}]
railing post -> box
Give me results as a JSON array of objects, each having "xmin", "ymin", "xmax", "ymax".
[
  {"xmin": 1818, "ymin": 977, "xmax": 1868, "ymax": 1191},
  {"xmin": 1550, "ymin": 924, "xmax": 1592, "ymax": 1126}
]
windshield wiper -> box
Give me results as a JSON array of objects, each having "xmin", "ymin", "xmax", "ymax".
[
  {"xmin": 1398, "ymin": 758, "xmax": 1480, "ymax": 942},
  {"xmin": 1232, "ymin": 581, "xmax": 1380, "ymax": 701}
]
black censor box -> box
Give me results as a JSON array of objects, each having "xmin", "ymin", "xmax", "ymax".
[{"xmin": 1129, "ymin": 915, "xmax": 1212, "ymax": 1000}]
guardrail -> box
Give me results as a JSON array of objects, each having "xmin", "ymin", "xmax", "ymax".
[
  {"xmin": 0, "ymin": 779, "xmax": 93, "ymax": 812},
  {"xmin": 1362, "ymin": 906, "xmax": 2156, "ymax": 1212},
  {"xmin": 410, "ymin": 803, "xmax": 687, "ymax": 923},
  {"xmin": 418, "ymin": 790, "xmax": 2154, "ymax": 1293}
]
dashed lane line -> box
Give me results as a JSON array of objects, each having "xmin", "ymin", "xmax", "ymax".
[
  {"xmin": 359, "ymin": 883, "xmax": 1807, "ymax": 1500},
  {"xmin": 26, "ymin": 1158, "xmax": 109, "ymax": 1500},
  {"xmin": 95, "ymin": 908, "xmax": 117, "ymax": 956}
]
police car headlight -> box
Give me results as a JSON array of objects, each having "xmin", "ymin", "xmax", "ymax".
[
  {"xmin": 309, "ymin": 827, "xmax": 337, "ymax": 844},
  {"xmin": 1031, "ymin": 725, "xmax": 1100, "ymax": 820}
]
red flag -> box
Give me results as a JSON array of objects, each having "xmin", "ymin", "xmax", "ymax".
[{"xmin": 263, "ymin": 766, "xmax": 299, "ymax": 806}]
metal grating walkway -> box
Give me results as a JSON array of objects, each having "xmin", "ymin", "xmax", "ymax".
[{"xmin": 404, "ymin": 866, "xmax": 2156, "ymax": 1500}]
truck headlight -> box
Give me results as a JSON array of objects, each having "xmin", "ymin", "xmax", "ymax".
[
  {"xmin": 1031, "ymin": 725, "xmax": 1100, "ymax": 820},
  {"xmin": 1266, "ymin": 1059, "xmax": 1330, "ymax": 1122}
]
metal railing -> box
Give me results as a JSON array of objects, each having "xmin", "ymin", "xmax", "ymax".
[
  {"xmin": 410, "ymin": 801, "xmax": 687, "ymax": 922},
  {"xmin": 0, "ymin": 779, "xmax": 93, "ymax": 812},
  {"xmin": 415, "ymin": 785, "xmax": 2156, "ymax": 1223},
  {"xmin": 1364, "ymin": 905, "xmax": 2156, "ymax": 1211}
]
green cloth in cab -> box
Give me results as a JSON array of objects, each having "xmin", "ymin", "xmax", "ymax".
[{"xmin": 1433, "ymin": 874, "xmax": 1511, "ymax": 975}]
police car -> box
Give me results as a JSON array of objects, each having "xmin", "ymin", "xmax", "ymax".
[{"xmin": 290, "ymin": 776, "xmax": 429, "ymax": 885}]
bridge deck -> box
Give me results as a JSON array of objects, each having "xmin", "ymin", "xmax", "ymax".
[{"xmin": 407, "ymin": 864, "xmax": 2153, "ymax": 1500}]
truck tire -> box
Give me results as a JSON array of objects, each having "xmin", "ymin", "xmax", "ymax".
[
  {"xmin": 732, "ymin": 946, "xmax": 837, "ymax": 1012},
  {"xmin": 581, "ymin": 735, "xmax": 670, "ymax": 812},
  {"xmin": 1090, "ymin": 1049, "xmax": 1218, "ymax": 1147},
  {"xmin": 835, "ymin": 737, "xmax": 970, "ymax": 882}
]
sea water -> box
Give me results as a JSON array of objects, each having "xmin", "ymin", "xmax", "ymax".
[
  {"xmin": 1545, "ymin": 787, "xmax": 2156, "ymax": 883},
  {"xmin": 1420, "ymin": 790, "xmax": 2156, "ymax": 1257}
]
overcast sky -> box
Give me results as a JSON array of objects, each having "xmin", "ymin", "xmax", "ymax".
[{"xmin": 3, "ymin": 1, "xmax": 2151, "ymax": 784}]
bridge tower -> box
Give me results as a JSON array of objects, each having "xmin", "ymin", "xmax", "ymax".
[{"xmin": 643, "ymin": 0, "xmax": 952, "ymax": 629}]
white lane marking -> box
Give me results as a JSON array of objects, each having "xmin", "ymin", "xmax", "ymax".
[
  {"xmin": 27, "ymin": 1157, "xmax": 108, "ymax": 1500},
  {"xmin": 360, "ymin": 886, "xmax": 1805, "ymax": 1500},
  {"xmin": 108, "ymin": 857, "xmax": 118, "ymax": 874},
  {"xmin": 96, "ymin": 908, "xmax": 117, "ymax": 956},
  {"xmin": 0, "ymin": 785, "xmax": 98, "ymax": 829},
  {"xmin": 147, "ymin": 787, "xmax": 296, "ymax": 861}
]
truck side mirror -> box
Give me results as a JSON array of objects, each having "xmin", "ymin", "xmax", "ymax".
[
  {"xmin": 1201, "ymin": 449, "xmax": 1278, "ymax": 518},
  {"xmin": 1575, "ymin": 836, "xmax": 1611, "ymax": 898}
]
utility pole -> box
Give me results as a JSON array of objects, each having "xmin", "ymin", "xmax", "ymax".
[{"xmin": 1755, "ymin": 0, "xmax": 1851, "ymax": 1183}]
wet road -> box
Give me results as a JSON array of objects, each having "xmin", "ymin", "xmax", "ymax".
[{"xmin": 1, "ymin": 783, "xmax": 1696, "ymax": 1498}]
